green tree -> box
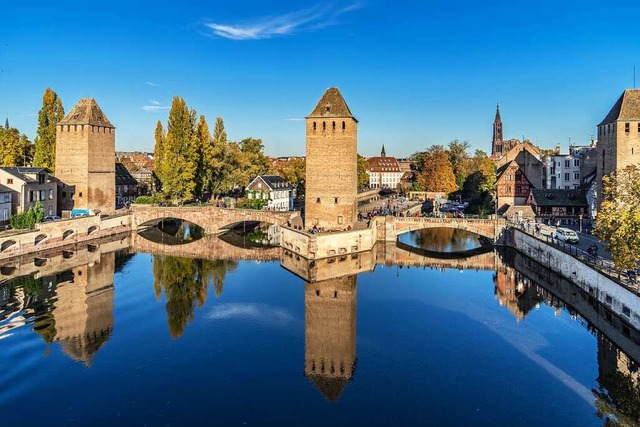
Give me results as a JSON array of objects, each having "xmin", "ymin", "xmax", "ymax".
[
  {"xmin": 204, "ymin": 117, "xmax": 229, "ymax": 197},
  {"xmin": 595, "ymin": 165, "xmax": 640, "ymax": 270},
  {"xmin": 194, "ymin": 115, "xmax": 210, "ymax": 199},
  {"xmin": 0, "ymin": 127, "xmax": 32, "ymax": 166},
  {"xmin": 153, "ymin": 120, "xmax": 165, "ymax": 191},
  {"xmin": 161, "ymin": 97, "xmax": 198, "ymax": 202},
  {"xmin": 446, "ymin": 140, "xmax": 470, "ymax": 189},
  {"xmin": 33, "ymin": 88, "xmax": 64, "ymax": 171},
  {"xmin": 239, "ymin": 137, "xmax": 269, "ymax": 186},
  {"xmin": 357, "ymin": 154, "xmax": 370, "ymax": 190}
]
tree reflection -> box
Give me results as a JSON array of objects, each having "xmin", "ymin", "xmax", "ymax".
[
  {"xmin": 152, "ymin": 256, "xmax": 238, "ymax": 338},
  {"xmin": 408, "ymin": 227, "xmax": 482, "ymax": 253}
]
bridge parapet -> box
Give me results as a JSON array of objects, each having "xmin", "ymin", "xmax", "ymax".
[
  {"xmin": 131, "ymin": 205, "xmax": 299, "ymax": 234},
  {"xmin": 374, "ymin": 215, "xmax": 506, "ymax": 242}
]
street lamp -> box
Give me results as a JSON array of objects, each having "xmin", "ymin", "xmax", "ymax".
[{"xmin": 579, "ymin": 214, "xmax": 583, "ymax": 233}]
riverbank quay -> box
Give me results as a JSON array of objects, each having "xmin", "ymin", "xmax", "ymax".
[
  {"xmin": 504, "ymin": 227, "xmax": 640, "ymax": 330},
  {"xmin": 0, "ymin": 213, "xmax": 131, "ymax": 260}
]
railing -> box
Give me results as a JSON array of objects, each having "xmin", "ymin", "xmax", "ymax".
[{"xmin": 509, "ymin": 221, "xmax": 640, "ymax": 293}]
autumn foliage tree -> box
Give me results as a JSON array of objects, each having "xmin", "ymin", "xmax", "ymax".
[
  {"xmin": 413, "ymin": 145, "xmax": 457, "ymax": 193},
  {"xmin": 595, "ymin": 165, "xmax": 640, "ymax": 270},
  {"xmin": 0, "ymin": 126, "xmax": 32, "ymax": 166}
]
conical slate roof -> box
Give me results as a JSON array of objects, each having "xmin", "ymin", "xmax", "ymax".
[
  {"xmin": 307, "ymin": 87, "xmax": 357, "ymax": 121},
  {"xmin": 59, "ymin": 98, "xmax": 114, "ymax": 128},
  {"xmin": 599, "ymin": 89, "xmax": 640, "ymax": 125}
]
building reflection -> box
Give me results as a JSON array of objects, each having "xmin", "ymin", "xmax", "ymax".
[
  {"xmin": 595, "ymin": 333, "xmax": 640, "ymax": 425},
  {"xmin": 493, "ymin": 254, "xmax": 543, "ymax": 322},
  {"xmin": 305, "ymin": 275, "xmax": 357, "ymax": 401},
  {"xmin": 0, "ymin": 236, "xmax": 131, "ymax": 365}
]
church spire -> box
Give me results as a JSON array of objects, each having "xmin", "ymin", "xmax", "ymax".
[
  {"xmin": 381, "ymin": 144, "xmax": 386, "ymax": 157},
  {"xmin": 492, "ymin": 103, "xmax": 503, "ymax": 158}
]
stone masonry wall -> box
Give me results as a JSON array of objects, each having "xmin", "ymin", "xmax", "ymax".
[{"xmin": 305, "ymin": 117, "xmax": 358, "ymax": 229}]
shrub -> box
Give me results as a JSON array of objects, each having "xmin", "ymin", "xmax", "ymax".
[{"xmin": 10, "ymin": 201, "xmax": 44, "ymax": 230}]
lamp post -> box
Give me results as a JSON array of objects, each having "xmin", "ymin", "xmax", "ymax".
[{"xmin": 579, "ymin": 214, "xmax": 583, "ymax": 233}]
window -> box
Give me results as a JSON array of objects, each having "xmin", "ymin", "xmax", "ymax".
[
  {"xmin": 40, "ymin": 190, "xmax": 46, "ymax": 201},
  {"xmin": 334, "ymin": 197, "xmax": 338, "ymax": 203},
  {"xmin": 48, "ymin": 206, "xmax": 53, "ymax": 216},
  {"xmin": 79, "ymin": 192, "xmax": 83, "ymax": 198},
  {"xmin": 564, "ymin": 160, "xmax": 570, "ymax": 168},
  {"xmin": 313, "ymin": 122, "xmax": 316, "ymax": 132},
  {"xmin": 564, "ymin": 173, "xmax": 570, "ymax": 181},
  {"xmin": 623, "ymin": 305, "xmax": 631, "ymax": 317},
  {"xmin": 574, "ymin": 172, "xmax": 579, "ymax": 180},
  {"xmin": 29, "ymin": 190, "xmax": 34, "ymax": 202},
  {"xmin": 638, "ymin": 123, "xmax": 640, "ymax": 132},
  {"xmin": 2, "ymin": 208, "xmax": 8, "ymax": 221},
  {"xmin": 332, "ymin": 121, "xmax": 335, "ymax": 131},
  {"xmin": 342, "ymin": 121, "xmax": 346, "ymax": 131},
  {"xmin": 574, "ymin": 159, "xmax": 579, "ymax": 167},
  {"xmin": 625, "ymin": 123, "xmax": 630, "ymax": 133},
  {"xmin": 2, "ymin": 193, "xmax": 8, "ymax": 202},
  {"xmin": 316, "ymin": 197, "xmax": 320, "ymax": 203},
  {"xmin": 338, "ymin": 216, "xmax": 343, "ymax": 224},
  {"xmin": 48, "ymin": 189, "xmax": 53, "ymax": 199},
  {"xmin": 38, "ymin": 174, "xmax": 45, "ymax": 184},
  {"xmin": 322, "ymin": 122, "xmax": 326, "ymax": 131},
  {"xmin": 6, "ymin": 179, "xmax": 12, "ymax": 185}
]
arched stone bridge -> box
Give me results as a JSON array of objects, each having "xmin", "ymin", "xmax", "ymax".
[
  {"xmin": 375, "ymin": 216, "xmax": 507, "ymax": 242},
  {"xmin": 131, "ymin": 205, "xmax": 300, "ymax": 234}
]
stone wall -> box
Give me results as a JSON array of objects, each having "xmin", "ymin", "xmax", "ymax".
[
  {"xmin": 280, "ymin": 223, "xmax": 377, "ymax": 260},
  {"xmin": 508, "ymin": 228, "xmax": 640, "ymax": 330},
  {"xmin": 305, "ymin": 116, "xmax": 358, "ymax": 229},
  {"xmin": 0, "ymin": 213, "xmax": 131, "ymax": 260}
]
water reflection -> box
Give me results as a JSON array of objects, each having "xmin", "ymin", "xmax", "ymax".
[
  {"xmin": 152, "ymin": 256, "xmax": 238, "ymax": 338},
  {"xmin": 139, "ymin": 219, "xmax": 205, "ymax": 245},
  {"xmin": 398, "ymin": 227, "xmax": 488, "ymax": 254},
  {"xmin": 3, "ymin": 234, "xmax": 640, "ymax": 423}
]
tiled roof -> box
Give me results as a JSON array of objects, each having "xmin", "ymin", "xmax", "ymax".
[
  {"xmin": 59, "ymin": 98, "xmax": 114, "ymax": 128},
  {"xmin": 368, "ymin": 156, "xmax": 400, "ymax": 172},
  {"xmin": 599, "ymin": 89, "xmax": 640, "ymax": 125},
  {"xmin": 0, "ymin": 167, "xmax": 50, "ymax": 183},
  {"xmin": 307, "ymin": 87, "xmax": 356, "ymax": 121},
  {"xmin": 251, "ymin": 175, "xmax": 293, "ymax": 191},
  {"xmin": 530, "ymin": 189, "xmax": 587, "ymax": 207}
]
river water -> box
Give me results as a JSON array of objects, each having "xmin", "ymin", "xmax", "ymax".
[{"xmin": 0, "ymin": 228, "xmax": 639, "ymax": 426}]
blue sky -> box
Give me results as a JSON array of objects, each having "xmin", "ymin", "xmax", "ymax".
[{"xmin": 1, "ymin": 0, "xmax": 639, "ymax": 157}]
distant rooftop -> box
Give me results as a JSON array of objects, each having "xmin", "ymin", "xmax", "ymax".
[{"xmin": 59, "ymin": 98, "xmax": 114, "ymax": 128}]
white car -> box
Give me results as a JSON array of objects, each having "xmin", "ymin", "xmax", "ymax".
[{"xmin": 554, "ymin": 227, "xmax": 580, "ymax": 244}]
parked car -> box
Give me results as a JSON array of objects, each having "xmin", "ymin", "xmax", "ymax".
[
  {"xmin": 43, "ymin": 215, "xmax": 61, "ymax": 222},
  {"xmin": 554, "ymin": 227, "xmax": 580, "ymax": 244}
]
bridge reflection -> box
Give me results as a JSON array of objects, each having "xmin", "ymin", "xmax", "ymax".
[{"xmin": 2, "ymin": 235, "xmax": 640, "ymax": 416}]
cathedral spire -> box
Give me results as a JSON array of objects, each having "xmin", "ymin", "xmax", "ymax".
[
  {"xmin": 492, "ymin": 103, "xmax": 503, "ymax": 158},
  {"xmin": 381, "ymin": 144, "xmax": 386, "ymax": 157}
]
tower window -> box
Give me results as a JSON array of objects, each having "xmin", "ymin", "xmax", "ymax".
[
  {"xmin": 626, "ymin": 123, "xmax": 630, "ymax": 133},
  {"xmin": 638, "ymin": 123, "xmax": 640, "ymax": 132},
  {"xmin": 322, "ymin": 122, "xmax": 326, "ymax": 131},
  {"xmin": 333, "ymin": 291, "xmax": 338, "ymax": 298},
  {"xmin": 332, "ymin": 121, "xmax": 335, "ymax": 131},
  {"xmin": 342, "ymin": 121, "xmax": 346, "ymax": 131},
  {"xmin": 315, "ymin": 289, "xmax": 320, "ymax": 296},
  {"xmin": 79, "ymin": 192, "xmax": 83, "ymax": 198},
  {"xmin": 316, "ymin": 197, "xmax": 320, "ymax": 203},
  {"xmin": 313, "ymin": 122, "xmax": 316, "ymax": 133},
  {"xmin": 334, "ymin": 197, "xmax": 338, "ymax": 203}
]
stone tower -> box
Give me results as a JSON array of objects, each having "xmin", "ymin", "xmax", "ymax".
[
  {"xmin": 305, "ymin": 88, "xmax": 358, "ymax": 229},
  {"xmin": 304, "ymin": 275, "xmax": 357, "ymax": 401},
  {"xmin": 596, "ymin": 89, "xmax": 640, "ymax": 208},
  {"xmin": 492, "ymin": 103, "xmax": 503, "ymax": 158},
  {"xmin": 55, "ymin": 98, "xmax": 115, "ymax": 213}
]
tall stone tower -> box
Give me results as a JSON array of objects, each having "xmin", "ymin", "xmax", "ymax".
[
  {"xmin": 304, "ymin": 275, "xmax": 357, "ymax": 401},
  {"xmin": 55, "ymin": 98, "xmax": 115, "ymax": 213},
  {"xmin": 305, "ymin": 88, "xmax": 358, "ymax": 229},
  {"xmin": 596, "ymin": 89, "xmax": 640, "ymax": 208},
  {"xmin": 491, "ymin": 103, "xmax": 503, "ymax": 158}
]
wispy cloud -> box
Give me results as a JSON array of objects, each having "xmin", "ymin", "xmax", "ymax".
[
  {"xmin": 203, "ymin": 2, "xmax": 363, "ymax": 40},
  {"xmin": 141, "ymin": 100, "xmax": 170, "ymax": 112},
  {"xmin": 146, "ymin": 81, "xmax": 158, "ymax": 87},
  {"xmin": 206, "ymin": 303, "xmax": 299, "ymax": 329}
]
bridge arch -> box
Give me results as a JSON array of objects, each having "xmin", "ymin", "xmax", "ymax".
[
  {"xmin": 1, "ymin": 240, "xmax": 17, "ymax": 253},
  {"xmin": 63, "ymin": 230, "xmax": 75, "ymax": 240},
  {"xmin": 34, "ymin": 234, "xmax": 47, "ymax": 246},
  {"xmin": 381, "ymin": 217, "xmax": 504, "ymax": 242},
  {"xmin": 87, "ymin": 225, "xmax": 99, "ymax": 235}
]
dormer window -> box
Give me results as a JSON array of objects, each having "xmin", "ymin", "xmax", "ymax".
[{"xmin": 325, "ymin": 106, "xmax": 330, "ymax": 113}]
